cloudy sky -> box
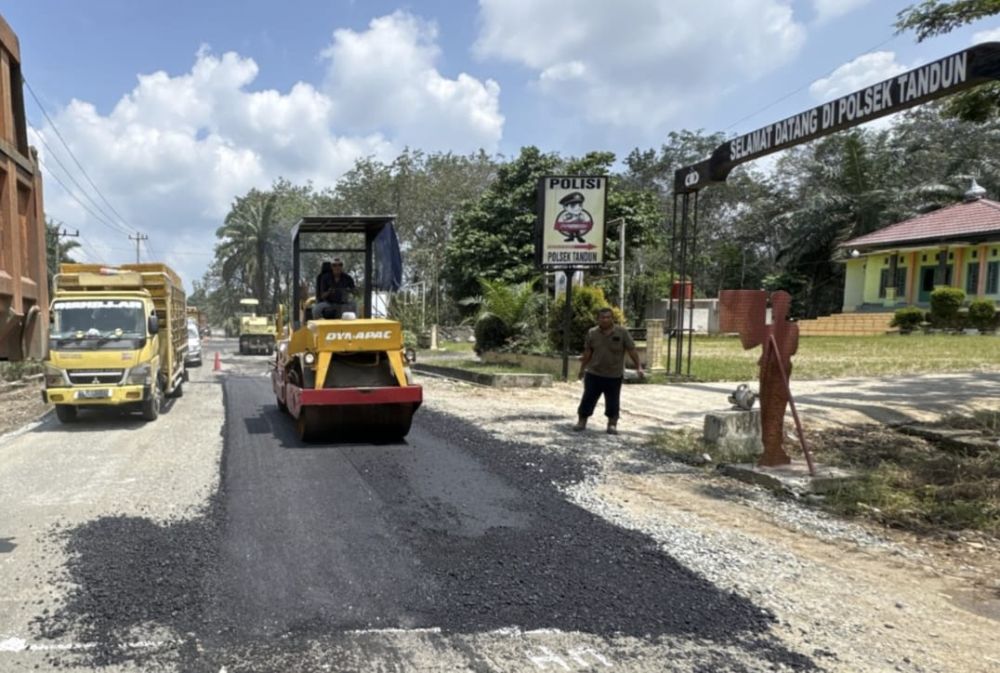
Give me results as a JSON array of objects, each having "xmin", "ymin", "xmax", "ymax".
[{"xmin": 5, "ymin": 0, "xmax": 999, "ymax": 287}]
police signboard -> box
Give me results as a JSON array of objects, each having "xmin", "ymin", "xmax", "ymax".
[{"xmin": 537, "ymin": 176, "xmax": 607, "ymax": 268}]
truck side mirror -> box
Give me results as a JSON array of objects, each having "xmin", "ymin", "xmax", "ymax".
[{"xmin": 148, "ymin": 314, "xmax": 159, "ymax": 335}]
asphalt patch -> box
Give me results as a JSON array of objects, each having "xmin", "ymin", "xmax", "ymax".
[{"xmin": 30, "ymin": 376, "xmax": 816, "ymax": 671}]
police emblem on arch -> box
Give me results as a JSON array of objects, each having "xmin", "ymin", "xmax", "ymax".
[{"xmin": 553, "ymin": 191, "xmax": 594, "ymax": 243}]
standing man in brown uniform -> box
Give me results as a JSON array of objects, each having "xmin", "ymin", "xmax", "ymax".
[{"xmin": 575, "ymin": 307, "xmax": 644, "ymax": 434}]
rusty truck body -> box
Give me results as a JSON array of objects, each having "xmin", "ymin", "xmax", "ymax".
[{"xmin": 0, "ymin": 13, "xmax": 47, "ymax": 361}]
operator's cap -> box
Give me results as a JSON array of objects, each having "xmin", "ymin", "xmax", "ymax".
[
  {"xmin": 331, "ymin": 257, "xmax": 344, "ymax": 266},
  {"xmin": 559, "ymin": 191, "xmax": 585, "ymax": 206}
]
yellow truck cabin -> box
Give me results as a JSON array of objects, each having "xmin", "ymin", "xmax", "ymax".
[{"xmin": 44, "ymin": 263, "xmax": 187, "ymax": 423}]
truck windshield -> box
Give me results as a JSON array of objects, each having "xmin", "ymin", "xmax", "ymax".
[{"xmin": 51, "ymin": 300, "xmax": 147, "ymax": 350}]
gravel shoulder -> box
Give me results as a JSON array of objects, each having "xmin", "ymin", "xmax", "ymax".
[
  {"xmin": 0, "ymin": 361, "xmax": 224, "ymax": 670},
  {"xmin": 420, "ymin": 375, "xmax": 1000, "ymax": 673},
  {"xmin": 0, "ymin": 379, "xmax": 49, "ymax": 437}
]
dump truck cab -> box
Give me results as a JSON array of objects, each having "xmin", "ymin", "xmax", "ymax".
[
  {"xmin": 271, "ymin": 216, "xmax": 421, "ymax": 442},
  {"xmin": 44, "ymin": 264, "xmax": 188, "ymax": 423}
]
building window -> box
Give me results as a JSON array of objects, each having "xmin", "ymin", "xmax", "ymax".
[
  {"xmin": 949, "ymin": 252, "xmax": 954, "ymax": 260},
  {"xmin": 922, "ymin": 254, "xmax": 927, "ymax": 262},
  {"xmin": 973, "ymin": 250, "xmax": 978, "ymax": 259},
  {"xmin": 967, "ymin": 263, "xmax": 980, "ymax": 295},
  {"xmin": 987, "ymin": 261, "xmax": 1000, "ymax": 295},
  {"xmin": 879, "ymin": 268, "xmax": 907, "ymax": 298}
]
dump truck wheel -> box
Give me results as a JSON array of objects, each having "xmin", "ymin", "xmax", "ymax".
[
  {"xmin": 168, "ymin": 380, "xmax": 184, "ymax": 398},
  {"xmin": 55, "ymin": 405, "xmax": 78, "ymax": 424},
  {"xmin": 141, "ymin": 379, "xmax": 163, "ymax": 421}
]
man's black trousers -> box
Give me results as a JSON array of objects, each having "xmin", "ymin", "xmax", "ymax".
[{"xmin": 577, "ymin": 372, "xmax": 623, "ymax": 420}]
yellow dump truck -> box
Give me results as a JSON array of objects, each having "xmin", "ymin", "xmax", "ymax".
[
  {"xmin": 238, "ymin": 298, "xmax": 276, "ymax": 355},
  {"xmin": 43, "ymin": 263, "xmax": 187, "ymax": 423}
]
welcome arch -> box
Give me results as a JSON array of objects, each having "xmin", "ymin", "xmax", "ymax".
[{"xmin": 666, "ymin": 42, "xmax": 1000, "ymax": 376}]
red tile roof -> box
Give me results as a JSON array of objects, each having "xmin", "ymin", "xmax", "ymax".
[{"xmin": 842, "ymin": 198, "xmax": 1000, "ymax": 249}]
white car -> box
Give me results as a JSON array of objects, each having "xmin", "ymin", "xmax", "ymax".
[{"xmin": 185, "ymin": 321, "xmax": 203, "ymax": 366}]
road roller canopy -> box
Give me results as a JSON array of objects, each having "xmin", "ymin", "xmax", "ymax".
[{"xmin": 291, "ymin": 216, "xmax": 403, "ymax": 328}]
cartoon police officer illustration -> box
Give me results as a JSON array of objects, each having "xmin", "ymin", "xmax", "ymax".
[{"xmin": 554, "ymin": 191, "xmax": 594, "ymax": 243}]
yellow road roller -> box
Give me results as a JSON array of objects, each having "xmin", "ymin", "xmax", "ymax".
[{"xmin": 271, "ymin": 216, "xmax": 421, "ymax": 442}]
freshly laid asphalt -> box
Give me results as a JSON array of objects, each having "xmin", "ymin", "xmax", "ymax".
[{"xmin": 24, "ymin": 364, "xmax": 815, "ymax": 672}]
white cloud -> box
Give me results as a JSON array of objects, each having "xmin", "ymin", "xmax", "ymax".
[
  {"xmin": 474, "ymin": 0, "xmax": 806, "ymax": 132},
  {"xmin": 321, "ymin": 11, "xmax": 503, "ymax": 153},
  {"xmin": 813, "ymin": 0, "xmax": 871, "ymax": 23},
  {"xmin": 36, "ymin": 49, "xmax": 391, "ymax": 285},
  {"xmin": 972, "ymin": 26, "xmax": 1000, "ymax": 44},
  {"xmin": 35, "ymin": 13, "xmax": 503, "ymax": 287},
  {"xmin": 809, "ymin": 51, "xmax": 909, "ymax": 101}
]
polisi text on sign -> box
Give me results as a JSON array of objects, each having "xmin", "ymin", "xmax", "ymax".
[{"xmin": 547, "ymin": 177, "xmax": 605, "ymax": 190}]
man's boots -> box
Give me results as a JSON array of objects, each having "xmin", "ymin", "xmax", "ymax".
[
  {"xmin": 607, "ymin": 420, "xmax": 618, "ymax": 435},
  {"xmin": 573, "ymin": 416, "xmax": 587, "ymax": 431}
]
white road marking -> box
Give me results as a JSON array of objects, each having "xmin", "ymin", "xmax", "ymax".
[
  {"xmin": 528, "ymin": 646, "xmax": 571, "ymax": 671},
  {"xmin": 0, "ymin": 637, "xmax": 27, "ymax": 652},
  {"xmin": 345, "ymin": 627, "xmax": 442, "ymax": 635},
  {"xmin": 0, "ymin": 637, "xmax": 169, "ymax": 654},
  {"xmin": 568, "ymin": 648, "xmax": 612, "ymax": 667}
]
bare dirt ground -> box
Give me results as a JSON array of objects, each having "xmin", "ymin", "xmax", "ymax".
[
  {"xmin": 0, "ymin": 380, "xmax": 48, "ymax": 437},
  {"xmin": 420, "ymin": 374, "xmax": 1000, "ymax": 673}
]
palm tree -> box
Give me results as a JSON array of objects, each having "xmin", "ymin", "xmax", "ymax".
[
  {"xmin": 215, "ymin": 190, "xmax": 279, "ymax": 311},
  {"xmin": 463, "ymin": 277, "xmax": 543, "ymax": 351}
]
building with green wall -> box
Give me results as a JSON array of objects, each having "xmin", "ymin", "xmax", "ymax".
[{"xmin": 839, "ymin": 181, "xmax": 1000, "ymax": 312}]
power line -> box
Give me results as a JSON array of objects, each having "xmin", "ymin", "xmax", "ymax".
[
  {"xmin": 76, "ymin": 235, "xmax": 105, "ymax": 264},
  {"xmin": 29, "ymin": 127, "xmax": 131, "ymax": 236},
  {"xmin": 37, "ymin": 159, "xmax": 132, "ymax": 236},
  {"xmin": 22, "ymin": 76, "xmax": 138, "ymax": 235},
  {"xmin": 723, "ymin": 33, "xmax": 901, "ymax": 132}
]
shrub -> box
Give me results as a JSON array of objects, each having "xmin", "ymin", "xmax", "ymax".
[
  {"xmin": 402, "ymin": 330, "xmax": 418, "ymax": 351},
  {"xmin": 474, "ymin": 314, "xmax": 510, "ymax": 354},
  {"xmin": 968, "ymin": 299, "xmax": 997, "ymax": 331},
  {"xmin": 891, "ymin": 307, "xmax": 924, "ymax": 331},
  {"xmin": 929, "ymin": 287, "xmax": 965, "ymax": 328},
  {"xmin": 547, "ymin": 285, "xmax": 626, "ymax": 353},
  {"xmin": 466, "ymin": 278, "xmax": 543, "ymax": 354}
]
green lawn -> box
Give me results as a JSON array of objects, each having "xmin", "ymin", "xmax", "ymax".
[
  {"xmin": 424, "ymin": 341, "xmax": 475, "ymax": 354},
  {"xmin": 669, "ymin": 335, "xmax": 1000, "ymax": 381},
  {"xmin": 450, "ymin": 359, "xmax": 539, "ymax": 375}
]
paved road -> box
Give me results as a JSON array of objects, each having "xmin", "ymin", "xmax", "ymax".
[{"xmin": 0, "ymin": 339, "xmax": 816, "ymax": 672}]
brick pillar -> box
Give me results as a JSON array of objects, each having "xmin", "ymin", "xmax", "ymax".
[{"xmin": 644, "ymin": 319, "xmax": 665, "ymax": 371}]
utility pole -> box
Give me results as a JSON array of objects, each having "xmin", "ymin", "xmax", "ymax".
[
  {"xmin": 619, "ymin": 219, "xmax": 626, "ymax": 310},
  {"xmin": 128, "ymin": 233, "xmax": 149, "ymax": 263},
  {"xmin": 55, "ymin": 227, "xmax": 80, "ymax": 269}
]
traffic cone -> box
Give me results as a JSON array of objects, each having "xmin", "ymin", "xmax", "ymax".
[{"xmin": 213, "ymin": 351, "xmax": 222, "ymax": 372}]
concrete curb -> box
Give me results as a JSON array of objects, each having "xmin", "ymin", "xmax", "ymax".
[{"xmin": 413, "ymin": 363, "xmax": 552, "ymax": 388}]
